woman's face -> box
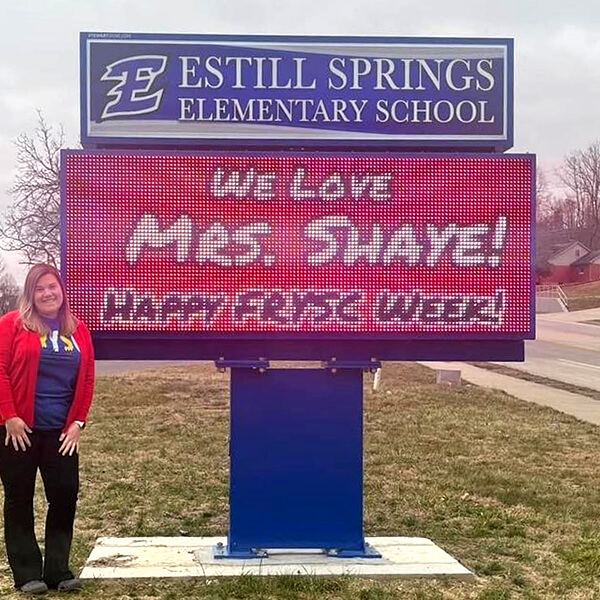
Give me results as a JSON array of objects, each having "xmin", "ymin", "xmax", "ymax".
[{"xmin": 33, "ymin": 273, "xmax": 64, "ymax": 319}]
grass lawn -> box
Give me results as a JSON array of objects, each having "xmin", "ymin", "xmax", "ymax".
[
  {"xmin": 563, "ymin": 282, "xmax": 600, "ymax": 311},
  {"xmin": 1, "ymin": 363, "xmax": 599, "ymax": 599}
]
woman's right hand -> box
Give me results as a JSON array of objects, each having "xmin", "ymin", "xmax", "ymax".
[{"xmin": 4, "ymin": 417, "xmax": 32, "ymax": 451}]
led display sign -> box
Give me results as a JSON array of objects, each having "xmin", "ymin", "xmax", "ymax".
[
  {"xmin": 62, "ymin": 150, "xmax": 534, "ymax": 345},
  {"xmin": 81, "ymin": 33, "xmax": 513, "ymax": 150}
]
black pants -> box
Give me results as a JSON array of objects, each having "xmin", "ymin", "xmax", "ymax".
[{"xmin": 0, "ymin": 428, "xmax": 79, "ymax": 588}]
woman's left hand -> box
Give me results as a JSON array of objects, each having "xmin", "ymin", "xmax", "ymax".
[{"xmin": 58, "ymin": 423, "xmax": 81, "ymax": 456}]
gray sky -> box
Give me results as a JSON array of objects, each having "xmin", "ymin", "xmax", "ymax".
[{"xmin": 1, "ymin": 0, "xmax": 599, "ymax": 282}]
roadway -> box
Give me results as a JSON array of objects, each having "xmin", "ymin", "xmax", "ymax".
[{"xmin": 496, "ymin": 309, "xmax": 600, "ymax": 391}]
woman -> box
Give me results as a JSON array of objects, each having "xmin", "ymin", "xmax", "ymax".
[{"xmin": 0, "ymin": 264, "xmax": 95, "ymax": 594}]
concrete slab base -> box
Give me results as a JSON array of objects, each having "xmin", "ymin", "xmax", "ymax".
[{"xmin": 80, "ymin": 536, "xmax": 474, "ymax": 580}]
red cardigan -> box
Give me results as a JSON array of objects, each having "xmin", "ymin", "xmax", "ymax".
[{"xmin": 0, "ymin": 310, "xmax": 95, "ymax": 431}]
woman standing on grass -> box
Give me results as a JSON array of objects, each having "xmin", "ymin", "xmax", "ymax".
[{"xmin": 0, "ymin": 264, "xmax": 95, "ymax": 594}]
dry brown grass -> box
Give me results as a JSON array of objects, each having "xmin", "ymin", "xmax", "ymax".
[
  {"xmin": 563, "ymin": 282, "xmax": 600, "ymax": 311},
  {"xmin": 0, "ymin": 362, "xmax": 599, "ymax": 599},
  {"xmin": 563, "ymin": 282, "xmax": 600, "ymax": 298}
]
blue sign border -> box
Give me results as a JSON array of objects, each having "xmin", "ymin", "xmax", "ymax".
[{"xmin": 80, "ymin": 33, "xmax": 513, "ymax": 151}]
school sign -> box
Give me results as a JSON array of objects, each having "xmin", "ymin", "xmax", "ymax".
[
  {"xmin": 70, "ymin": 31, "xmax": 532, "ymax": 560},
  {"xmin": 70, "ymin": 33, "xmax": 529, "ymax": 362},
  {"xmin": 80, "ymin": 33, "xmax": 513, "ymax": 150}
]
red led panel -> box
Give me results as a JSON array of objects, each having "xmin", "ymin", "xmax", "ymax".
[{"xmin": 62, "ymin": 151, "xmax": 534, "ymax": 337}]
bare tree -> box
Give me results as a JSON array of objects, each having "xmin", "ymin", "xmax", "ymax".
[
  {"xmin": 0, "ymin": 256, "xmax": 20, "ymax": 316},
  {"xmin": 536, "ymin": 167, "xmax": 554, "ymax": 222},
  {"xmin": 558, "ymin": 141, "xmax": 600, "ymax": 248},
  {"xmin": 536, "ymin": 167, "xmax": 567, "ymax": 276},
  {"xmin": 0, "ymin": 111, "xmax": 64, "ymax": 266}
]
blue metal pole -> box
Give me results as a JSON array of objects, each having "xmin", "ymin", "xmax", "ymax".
[{"xmin": 216, "ymin": 364, "xmax": 380, "ymax": 559}]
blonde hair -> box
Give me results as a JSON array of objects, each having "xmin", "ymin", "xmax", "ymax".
[{"xmin": 17, "ymin": 264, "xmax": 78, "ymax": 336}]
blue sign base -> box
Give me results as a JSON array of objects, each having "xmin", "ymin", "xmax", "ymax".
[
  {"xmin": 213, "ymin": 541, "xmax": 382, "ymax": 559},
  {"xmin": 217, "ymin": 365, "xmax": 380, "ymax": 559}
]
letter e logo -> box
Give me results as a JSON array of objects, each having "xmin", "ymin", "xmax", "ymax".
[{"xmin": 100, "ymin": 55, "xmax": 167, "ymax": 119}]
